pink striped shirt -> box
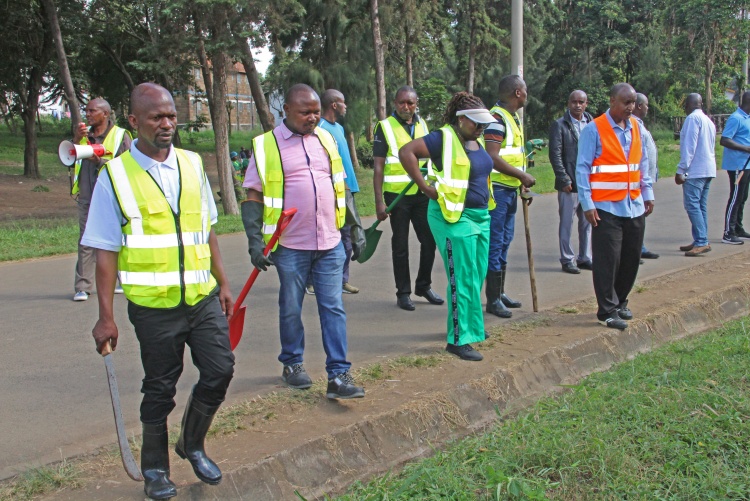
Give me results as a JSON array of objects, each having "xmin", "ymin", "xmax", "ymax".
[{"xmin": 243, "ymin": 122, "xmax": 341, "ymax": 251}]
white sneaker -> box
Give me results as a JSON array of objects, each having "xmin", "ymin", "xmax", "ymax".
[
  {"xmin": 114, "ymin": 285, "xmax": 124, "ymax": 294},
  {"xmin": 73, "ymin": 291, "xmax": 89, "ymax": 302},
  {"xmin": 305, "ymin": 285, "xmax": 315, "ymax": 295}
]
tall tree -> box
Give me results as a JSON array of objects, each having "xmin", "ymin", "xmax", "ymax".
[
  {"xmin": 370, "ymin": 0, "xmax": 386, "ymax": 120},
  {"xmin": 40, "ymin": 0, "xmax": 82, "ymax": 128}
]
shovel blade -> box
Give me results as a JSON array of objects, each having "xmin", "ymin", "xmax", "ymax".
[
  {"xmin": 229, "ymin": 305, "xmax": 247, "ymax": 350},
  {"xmin": 355, "ymin": 226, "xmax": 383, "ymax": 263}
]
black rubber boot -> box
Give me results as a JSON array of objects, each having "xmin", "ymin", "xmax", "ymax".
[
  {"xmin": 141, "ymin": 422, "xmax": 177, "ymax": 500},
  {"xmin": 499, "ymin": 266, "xmax": 522, "ymax": 308},
  {"xmin": 175, "ymin": 394, "xmax": 222, "ymax": 485},
  {"xmin": 485, "ymin": 270, "xmax": 512, "ymax": 318}
]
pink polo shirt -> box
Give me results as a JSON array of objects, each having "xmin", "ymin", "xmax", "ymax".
[{"xmin": 243, "ymin": 122, "xmax": 341, "ymax": 251}]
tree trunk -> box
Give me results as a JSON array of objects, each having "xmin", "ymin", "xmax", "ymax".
[
  {"xmin": 705, "ymin": 43, "xmax": 715, "ymax": 114},
  {"xmin": 404, "ymin": 21, "xmax": 413, "ymax": 87},
  {"xmin": 236, "ymin": 36, "xmax": 274, "ymax": 132},
  {"xmin": 466, "ymin": 15, "xmax": 477, "ymax": 93},
  {"xmin": 346, "ymin": 130, "xmax": 360, "ymax": 169},
  {"xmin": 22, "ymin": 67, "xmax": 44, "ymax": 179},
  {"xmin": 370, "ymin": 0, "xmax": 387, "ymax": 121},
  {"xmin": 40, "ymin": 0, "xmax": 82, "ymax": 128}
]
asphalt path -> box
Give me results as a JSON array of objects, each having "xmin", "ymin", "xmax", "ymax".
[{"xmin": 0, "ymin": 175, "xmax": 744, "ymax": 479}]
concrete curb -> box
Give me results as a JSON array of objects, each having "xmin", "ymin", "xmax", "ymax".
[{"xmin": 176, "ymin": 281, "xmax": 750, "ymax": 500}]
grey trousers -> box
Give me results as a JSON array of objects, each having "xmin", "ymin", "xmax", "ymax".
[
  {"xmin": 75, "ymin": 203, "xmax": 95, "ymax": 293},
  {"xmin": 558, "ymin": 191, "xmax": 592, "ymax": 265}
]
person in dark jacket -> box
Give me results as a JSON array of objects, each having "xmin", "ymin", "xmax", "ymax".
[{"xmin": 549, "ymin": 90, "xmax": 594, "ymax": 274}]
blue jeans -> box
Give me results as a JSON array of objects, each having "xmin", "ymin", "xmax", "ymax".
[
  {"xmin": 488, "ymin": 185, "xmax": 518, "ymax": 271},
  {"xmin": 272, "ymin": 242, "xmax": 350, "ymax": 378},
  {"xmin": 682, "ymin": 177, "xmax": 712, "ymax": 247}
]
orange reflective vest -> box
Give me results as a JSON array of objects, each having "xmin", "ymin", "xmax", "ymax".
[{"xmin": 590, "ymin": 115, "xmax": 642, "ymax": 202}]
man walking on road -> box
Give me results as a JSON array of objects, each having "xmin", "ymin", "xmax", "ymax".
[
  {"xmin": 317, "ymin": 89, "xmax": 365, "ymax": 294},
  {"xmin": 373, "ymin": 86, "xmax": 443, "ymax": 311},
  {"xmin": 720, "ymin": 91, "xmax": 750, "ymax": 243},
  {"xmin": 633, "ymin": 93, "xmax": 660, "ymax": 260},
  {"xmin": 72, "ymin": 98, "xmax": 131, "ymax": 302},
  {"xmin": 549, "ymin": 89, "xmax": 593, "ymax": 274},
  {"xmin": 242, "ymin": 84, "xmax": 365, "ymax": 400},
  {"xmin": 576, "ymin": 83, "xmax": 654, "ymax": 331},
  {"xmin": 84, "ymin": 83, "xmax": 235, "ymax": 499},
  {"xmin": 675, "ymin": 93, "xmax": 719, "ymax": 254},
  {"xmin": 483, "ymin": 75, "xmax": 536, "ymax": 318}
]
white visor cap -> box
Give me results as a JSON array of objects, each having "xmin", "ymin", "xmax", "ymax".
[{"xmin": 456, "ymin": 108, "xmax": 497, "ymax": 124}]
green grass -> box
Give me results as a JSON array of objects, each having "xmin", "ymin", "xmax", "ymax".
[
  {"xmin": 0, "ymin": 461, "xmax": 81, "ymax": 501},
  {"xmin": 338, "ymin": 318, "xmax": 750, "ymax": 500}
]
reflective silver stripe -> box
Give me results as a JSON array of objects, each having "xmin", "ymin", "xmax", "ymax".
[
  {"xmin": 592, "ymin": 164, "xmax": 629, "ymax": 174},
  {"xmin": 123, "ymin": 233, "xmax": 179, "ymax": 249},
  {"xmin": 107, "ymin": 157, "xmax": 144, "ymax": 235},
  {"xmin": 337, "ymin": 197, "xmax": 346, "ymax": 208},
  {"xmin": 255, "ymin": 138, "xmax": 267, "ymax": 185},
  {"xmin": 383, "ymin": 175, "xmax": 411, "ymax": 184},
  {"xmin": 444, "ymin": 199, "xmax": 464, "ymax": 212},
  {"xmin": 630, "ymin": 163, "xmax": 640, "ymax": 171},
  {"xmin": 119, "ymin": 269, "xmax": 212, "ymax": 286},
  {"xmin": 264, "ymin": 196, "xmax": 283, "ymax": 209},
  {"xmin": 630, "ymin": 182, "xmax": 641, "ymax": 190},
  {"xmin": 591, "ymin": 182, "xmax": 629, "ymax": 190},
  {"xmin": 111, "ymin": 127, "xmax": 127, "ymax": 154},
  {"xmin": 441, "ymin": 178, "xmax": 469, "ymax": 189},
  {"xmin": 332, "ymin": 172, "xmax": 345, "ymax": 184},
  {"xmin": 499, "ymin": 146, "xmax": 524, "ymax": 156},
  {"xmin": 176, "ymin": 149, "xmax": 210, "ymax": 232},
  {"xmin": 381, "ymin": 120, "xmax": 400, "ymax": 158},
  {"xmin": 181, "ymin": 231, "xmax": 209, "ymax": 246},
  {"xmin": 262, "ymin": 223, "xmax": 277, "ymax": 235},
  {"xmin": 385, "ymin": 156, "xmax": 400, "ymax": 164}
]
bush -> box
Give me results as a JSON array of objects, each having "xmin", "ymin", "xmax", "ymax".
[{"xmin": 356, "ymin": 141, "xmax": 373, "ymax": 169}]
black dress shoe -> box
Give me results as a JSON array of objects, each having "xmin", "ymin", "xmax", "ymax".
[
  {"xmin": 397, "ymin": 295, "xmax": 415, "ymax": 311},
  {"xmin": 415, "ymin": 288, "xmax": 444, "ymax": 305},
  {"xmin": 562, "ymin": 262, "xmax": 581, "ymax": 274},
  {"xmin": 445, "ymin": 343, "xmax": 483, "ymax": 361},
  {"xmin": 576, "ymin": 260, "xmax": 593, "ymax": 271},
  {"xmin": 641, "ymin": 250, "xmax": 660, "ymax": 259},
  {"xmin": 617, "ymin": 306, "xmax": 633, "ymax": 320}
]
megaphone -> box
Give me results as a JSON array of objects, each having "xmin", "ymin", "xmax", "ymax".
[{"xmin": 58, "ymin": 140, "xmax": 108, "ymax": 167}]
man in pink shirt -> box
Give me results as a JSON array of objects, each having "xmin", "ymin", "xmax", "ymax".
[{"xmin": 241, "ymin": 84, "xmax": 365, "ymax": 400}]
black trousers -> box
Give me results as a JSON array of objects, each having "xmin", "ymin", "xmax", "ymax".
[
  {"xmin": 128, "ymin": 290, "xmax": 235, "ymax": 424},
  {"xmin": 724, "ymin": 170, "xmax": 750, "ymax": 236},
  {"xmin": 591, "ymin": 210, "xmax": 645, "ymax": 319},
  {"xmin": 384, "ymin": 191, "xmax": 436, "ymax": 296}
]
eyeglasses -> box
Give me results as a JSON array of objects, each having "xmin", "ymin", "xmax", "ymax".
[{"xmin": 464, "ymin": 116, "xmax": 490, "ymax": 131}]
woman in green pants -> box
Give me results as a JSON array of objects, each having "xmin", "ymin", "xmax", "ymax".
[{"xmin": 399, "ymin": 92, "xmax": 496, "ymax": 361}]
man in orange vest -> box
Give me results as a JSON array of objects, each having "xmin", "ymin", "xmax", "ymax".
[{"xmin": 575, "ymin": 83, "xmax": 655, "ymax": 330}]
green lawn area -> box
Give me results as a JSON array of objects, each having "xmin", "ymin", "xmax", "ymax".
[{"xmin": 337, "ymin": 318, "xmax": 750, "ymax": 500}]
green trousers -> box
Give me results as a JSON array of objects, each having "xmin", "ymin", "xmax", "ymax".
[{"xmin": 427, "ymin": 200, "xmax": 490, "ymax": 346}]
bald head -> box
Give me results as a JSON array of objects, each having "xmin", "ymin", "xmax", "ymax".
[
  {"xmin": 321, "ymin": 89, "xmax": 344, "ymax": 110},
  {"xmin": 610, "ymin": 83, "xmax": 635, "ymax": 100},
  {"xmin": 321, "ymin": 89, "xmax": 347, "ymax": 121},
  {"xmin": 633, "ymin": 93, "xmax": 649, "ymax": 120},
  {"xmin": 284, "ymin": 84, "xmax": 319, "ymax": 106},
  {"xmin": 740, "ymin": 91, "xmax": 750, "ymax": 112},
  {"xmin": 608, "ymin": 83, "xmax": 637, "ymax": 124},
  {"xmin": 83, "ymin": 98, "xmax": 112, "ymax": 129},
  {"xmin": 684, "ymin": 93, "xmax": 703, "ymax": 114},
  {"xmin": 130, "ymin": 83, "xmax": 175, "ymax": 115},
  {"xmin": 283, "ymin": 84, "xmax": 321, "ymax": 136},
  {"xmin": 88, "ymin": 98, "xmax": 111, "ymax": 115},
  {"xmin": 567, "ymin": 90, "xmax": 588, "ymax": 120},
  {"xmin": 498, "ymin": 75, "xmax": 527, "ymax": 110},
  {"xmin": 128, "ymin": 83, "xmax": 177, "ymax": 160}
]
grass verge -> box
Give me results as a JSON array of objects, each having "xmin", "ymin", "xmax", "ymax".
[
  {"xmin": 0, "ymin": 461, "xmax": 81, "ymax": 501},
  {"xmin": 337, "ymin": 317, "xmax": 750, "ymax": 500}
]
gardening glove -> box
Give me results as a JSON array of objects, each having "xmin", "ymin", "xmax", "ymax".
[
  {"xmin": 241, "ymin": 200, "xmax": 273, "ymax": 271},
  {"xmin": 345, "ymin": 190, "xmax": 366, "ymax": 261}
]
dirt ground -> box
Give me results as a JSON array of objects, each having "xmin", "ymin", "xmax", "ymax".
[
  {"xmin": 0, "ymin": 153, "xmax": 220, "ymax": 222},
  {"xmin": 36, "ymin": 250, "xmax": 750, "ymax": 500}
]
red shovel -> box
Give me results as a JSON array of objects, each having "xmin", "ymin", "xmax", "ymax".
[{"xmin": 229, "ymin": 208, "xmax": 297, "ymax": 350}]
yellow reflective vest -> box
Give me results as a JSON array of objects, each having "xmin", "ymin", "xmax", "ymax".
[
  {"xmin": 488, "ymin": 106, "xmax": 525, "ymax": 188},
  {"xmin": 251, "ymin": 127, "xmax": 346, "ymax": 250},
  {"xmin": 378, "ymin": 115, "xmax": 430, "ymax": 195},
  {"xmin": 104, "ymin": 149, "xmax": 216, "ymax": 309},
  {"xmin": 72, "ymin": 125, "xmax": 131, "ymax": 195},
  {"xmin": 427, "ymin": 125, "xmax": 496, "ymax": 223}
]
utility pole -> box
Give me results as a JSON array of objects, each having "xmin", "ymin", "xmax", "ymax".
[{"xmin": 511, "ymin": 0, "xmax": 523, "ymax": 122}]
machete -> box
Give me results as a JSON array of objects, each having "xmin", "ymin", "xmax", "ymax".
[{"xmin": 102, "ymin": 341, "xmax": 143, "ymax": 481}]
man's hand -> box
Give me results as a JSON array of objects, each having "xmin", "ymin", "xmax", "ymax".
[
  {"xmin": 250, "ymin": 248, "xmax": 273, "ymax": 271},
  {"xmin": 520, "ymin": 172, "xmax": 536, "ymax": 188},
  {"xmin": 73, "ymin": 123, "xmax": 87, "ymax": 144},
  {"xmin": 422, "ymin": 185, "xmax": 438, "ymax": 201},
  {"xmin": 92, "ymin": 317, "xmax": 118, "ymax": 354},
  {"xmin": 218, "ymin": 284, "xmax": 234, "ymax": 320},
  {"xmin": 376, "ymin": 201, "xmax": 389, "ymax": 221},
  {"xmin": 644, "ymin": 200, "xmax": 655, "ymax": 217},
  {"xmin": 584, "ymin": 208, "xmax": 600, "ymax": 227},
  {"xmin": 562, "ymin": 184, "xmax": 573, "ymax": 193},
  {"xmin": 520, "ymin": 187, "xmax": 533, "ymax": 206},
  {"xmin": 675, "ymin": 173, "xmax": 686, "ymax": 185}
]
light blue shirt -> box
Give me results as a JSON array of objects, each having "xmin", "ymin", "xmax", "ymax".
[
  {"xmin": 721, "ymin": 107, "xmax": 750, "ymax": 171},
  {"xmin": 318, "ymin": 118, "xmax": 359, "ymax": 193},
  {"xmin": 81, "ymin": 139, "xmax": 218, "ymax": 252},
  {"xmin": 576, "ymin": 110, "xmax": 653, "ymax": 218},
  {"xmin": 635, "ymin": 116, "xmax": 658, "ymax": 182},
  {"xmin": 676, "ymin": 109, "xmax": 716, "ymax": 178}
]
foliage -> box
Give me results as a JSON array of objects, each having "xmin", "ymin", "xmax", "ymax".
[{"xmin": 338, "ymin": 317, "xmax": 750, "ymax": 499}]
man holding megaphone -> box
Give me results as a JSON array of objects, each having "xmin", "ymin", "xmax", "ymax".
[{"xmin": 70, "ymin": 98, "xmax": 131, "ymax": 302}]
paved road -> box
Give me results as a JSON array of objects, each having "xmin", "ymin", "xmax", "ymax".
[{"xmin": 0, "ymin": 175, "xmax": 743, "ymax": 479}]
